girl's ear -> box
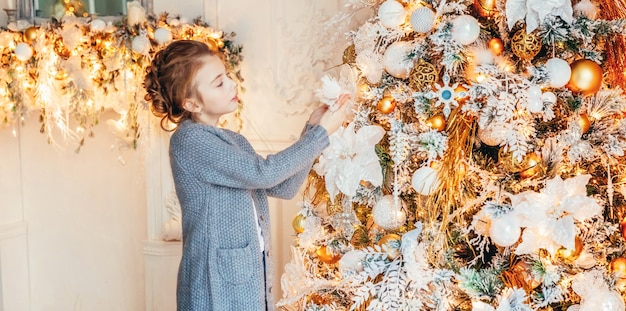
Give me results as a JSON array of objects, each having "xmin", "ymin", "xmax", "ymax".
[{"xmin": 182, "ymin": 98, "xmax": 200, "ymax": 113}]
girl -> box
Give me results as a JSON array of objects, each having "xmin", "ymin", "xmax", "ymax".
[{"xmin": 143, "ymin": 40, "xmax": 349, "ymax": 310}]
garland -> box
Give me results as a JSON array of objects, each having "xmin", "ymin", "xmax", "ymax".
[{"xmin": 0, "ymin": 11, "xmax": 243, "ymax": 152}]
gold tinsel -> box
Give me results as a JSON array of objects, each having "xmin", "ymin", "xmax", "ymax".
[
  {"xmin": 423, "ymin": 108, "xmax": 477, "ymax": 261},
  {"xmin": 600, "ymin": 0, "xmax": 626, "ymax": 88}
]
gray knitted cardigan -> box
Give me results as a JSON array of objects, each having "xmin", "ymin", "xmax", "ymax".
[{"xmin": 169, "ymin": 119, "xmax": 329, "ymax": 311}]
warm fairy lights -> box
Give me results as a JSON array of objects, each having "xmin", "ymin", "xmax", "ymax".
[{"xmin": 0, "ymin": 11, "xmax": 243, "ymax": 151}]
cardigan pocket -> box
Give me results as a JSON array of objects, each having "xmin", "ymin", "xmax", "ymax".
[{"xmin": 216, "ymin": 243, "xmax": 254, "ymax": 285}]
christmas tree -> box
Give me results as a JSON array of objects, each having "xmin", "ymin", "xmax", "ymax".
[{"xmin": 278, "ymin": 0, "xmax": 626, "ymax": 310}]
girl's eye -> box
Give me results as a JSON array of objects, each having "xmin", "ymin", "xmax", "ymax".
[{"xmin": 217, "ymin": 81, "xmax": 223, "ymax": 87}]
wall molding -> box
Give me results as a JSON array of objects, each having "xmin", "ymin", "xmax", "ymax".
[{"xmin": 143, "ymin": 240, "xmax": 182, "ymax": 256}]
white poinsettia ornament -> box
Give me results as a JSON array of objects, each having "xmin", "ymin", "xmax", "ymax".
[
  {"xmin": 506, "ymin": 0, "xmax": 573, "ymax": 33},
  {"xmin": 314, "ymin": 122, "xmax": 385, "ymax": 201},
  {"xmin": 568, "ymin": 270, "xmax": 625, "ymax": 311},
  {"xmin": 508, "ymin": 174, "xmax": 602, "ymax": 255}
]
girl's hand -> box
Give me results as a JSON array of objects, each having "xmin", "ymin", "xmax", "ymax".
[
  {"xmin": 308, "ymin": 105, "xmax": 328, "ymax": 125},
  {"xmin": 308, "ymin": 94, "xmax": 351, "ymax": 125},
  {"xmin": 318, "ymin": 94, "xmax": 351, "ymax": 135}
]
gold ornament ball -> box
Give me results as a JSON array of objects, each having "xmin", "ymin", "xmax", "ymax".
[
  {"xmin": 409, "ymin": 60, "xmax": 438, "ymax": 91},
  {"xmin": 567, "ymin": 59, "xmax": 603, "ymax": 96},
  {"xmin": 611, "ymin": 257, "xmax": 626, "ymax": 277},
  {"xmin": 488, "ymin": 38, "xmax": 504, "ymax": 56},
  {"xmin": 474, "ymin": 0, "xmax": 496, "ymax": 17},
  {"xmin": 316, "ymin": 245, "xmax": 341, "ymax": 264},
  {"xmin": 427, "ymin": 114, "xmax": 446, "ymax": 131},
  {"xmin": 343, "ymin": 44, "xmax": 357, "ymax": 65},
  {"xmin": 378, "ymin": 233, "xmax": 402, "ymax": 260},
  {"xmin": 519, "ymin": 152, "xmax": 542, "ymax": 179},
  {"xmin": 578, "ymin": 113, "xmax": 592, "ymax": 134},
  {"xmin": 511, "ymin": 28, "xmax": 542, "ymax": 60},
  {"xmin": 556, "ymin": 236, "xmax": 583, "ymax": 262},
  {"xmin": 292, "ymin": 214, "xmax": 305, "ymax": 234},
  {"xmin": 23, "ymin": 26, "xmax": 38, "ymax": 43},
  {"xmin": 377, "ymin": 96, "xmax": 396, "ymax": 114}
]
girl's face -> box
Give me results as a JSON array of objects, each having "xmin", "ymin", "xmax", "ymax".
[{"xmin": 184, "ymin": 54, "xmax": 238, "ymax": 126}]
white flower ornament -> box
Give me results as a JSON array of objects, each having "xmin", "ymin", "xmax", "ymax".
[
  {"xmin": 314, "ymin": 122, "xmax": 385, "ymax": 201},
  {"xmin": 508, "ymin": 174, "xmax": 602, "ymax": 256},
  {"xmin": 314, "ymin": 65, "xmax": 357, "ymax": 111},
  {"xmin": 506, "ymin": 0, "xmax": 573, "ymax": 33}
]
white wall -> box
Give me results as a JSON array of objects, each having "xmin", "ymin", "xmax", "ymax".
[
  {"xmin": 1, "ymin": 0, "xmax": 349, "ymax": 310},
  {"xmin": 1, "ymin": 110, "xmax": 147, "ymax": 310}
]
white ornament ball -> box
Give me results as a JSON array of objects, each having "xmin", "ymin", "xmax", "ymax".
[
  {"xmin": 410, "ymin": 7, "xmax": 435, "ymax": 33},
  {"xmin": 167, "ymin": 18, "xmax": 181, "ymax": 26},
  {"xmin": 542, "ymin": 91, "xmax": 557, "ymax": 104},
  {"xmin": 411, "ymin": 165, "xmax": 439, "ymax": 195},
  {"xmin": 132, "ymin": 35, "xmax": 150, "ymax": 54},
  {"xmin": 154, "ymin": 27, "xmax": 173, "ymax": 45},
  {"xmin": 14, "ymin": 42, "xmax": 33, "ymax": 61},
  {"xmin": 378, "ymin": 0, "xmax": 407, "ymax": 29},
  {"xmin": 383, "ymin": 41, "xmax": 414, "ymax": 79},
  {"xmin": 527, "ymin": 98, "xmax": 544, "ymax": 113},
  {"xmin": 527, "ymin": 85, "xmax": 542, "ymax": 99},
  {"xmin": 90, "ymin": 19, "xmax": 106, "ymax": 32},
  {"xmin": 477, "ymin": 127, "xmax": 503, "ymax": 146},
  {"xmin": 451, "ymin": 15, "xmax": 481, "ymax": 45},
  {"xmin": 489, "ymin": 214, "xmax": 521, "ymax": 247},
  {"xmin": 372, "ymin": 195, "xmax": 407, "ymax": 230},
  {"xmin": 545, "ymin": 58, "xmax": 572, "ymax": 88},
  {"xmin": 526, "ymin": 85, "xmax": 543, "ymax": 113}
]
